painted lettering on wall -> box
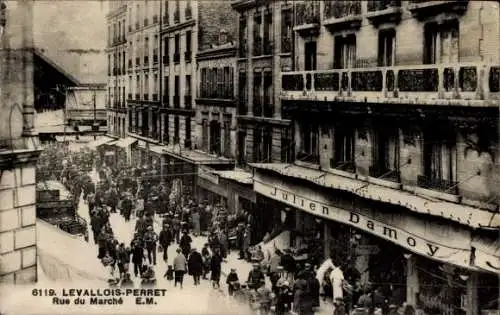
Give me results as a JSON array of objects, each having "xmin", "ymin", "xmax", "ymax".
[{"xmin": 258, "ymin": 181, "xmax": 471, "ymax": 268}]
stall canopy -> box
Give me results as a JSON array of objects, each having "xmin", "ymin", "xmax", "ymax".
[
  {"xmin": 85, "ymin": 136, "xmax": 115, "ymax": 149},
  {"xmin": 37, "ymin": 219, "xmax": 109, "ymax": 284},
  {"xmin": 112, "ymin": 137, "xmax": 137, "ymax": 149}
]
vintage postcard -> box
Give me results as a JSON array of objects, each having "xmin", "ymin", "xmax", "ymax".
[{"xmin": 0, "ymin": 1, "xmax": 499, "ymax": 315}]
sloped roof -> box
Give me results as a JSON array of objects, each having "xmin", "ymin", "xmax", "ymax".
[{"xmin": 34, "ymin": 49, "xmax": 81, "ymax": 86}]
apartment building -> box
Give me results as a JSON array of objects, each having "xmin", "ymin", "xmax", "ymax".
[
  {"xmin": 251, "ymin": 1, "xmax": 500, "ymax": 314},
  {"xmin": 232, "ymin": 0, "xmax": 294, "ymax": 167},
  {"xmin": 106, "ymin": 0, "xmax": 128, "ymax": 138}
]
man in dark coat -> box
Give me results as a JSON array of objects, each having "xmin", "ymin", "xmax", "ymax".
[
  {"xmin": 187, "ymin": 248, "xmax": 203, "ymax": 286},
  {"xmin": 247, "ymin": 263, "xmax": 265, "ymax": 290},
  {"xmin": 159, "ymin": 224, "xmax": 173, "ymax": 263},
  {"xmin": 131, "ymin": 239, "xmax": 145, "ymax": 277},
  {"xmin": 210, "ymin": 249, "xmax": 223, "ymax": 289},
  {"xmin": 121, "ymin": 194, "xmax": 133, "ymax": 222},
  {"xmin": 143, "ymin": 225, "xmax": 158, "ymax": 265},
  {"xmin": 179, "ymin": 231, "xmax": 192, "ymax": 258}
]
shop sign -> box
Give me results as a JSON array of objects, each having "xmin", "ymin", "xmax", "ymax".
[
  {"xmin": 198, "ymin": 167, "xmax": 219, "ymax": 185},
  {"xmin": 105, "ymin": 151, "xmax": 115, "ymax": 156},
  {"xmin": 255, "ymin": 180, "xmax": 472, "ymax": 268}
]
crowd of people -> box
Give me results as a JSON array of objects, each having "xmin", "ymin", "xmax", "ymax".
[{"xmin": 36, "ymin": 142, "xmax": 418, "ymax": 315}]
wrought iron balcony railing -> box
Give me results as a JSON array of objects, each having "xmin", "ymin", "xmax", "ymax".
[
  {"xmin": 417, "ymin": 175, "xmax": 458, "ymax": 195},
  {"xmin": 144, "ymin": 94, "xmax": 149, "ymax": 101},
  {"xmin": 369, "ymin": 165, "xmax": 400, "ymax": 182},
  {"xmin": 330, "ymin": 159, "xmax": 356, "ymax": 173},
  {"xmin": 297, "ymin": 152, "xmax": 320, "ymax": 165},
  {"xmin": 367, "ymin": 0, "xmax": 401, "ymax": 12},
  {"xmin": 295, "ymin": 1, "xmax": 320, "ymax": 25},
  {"xmin": 324, "ymin": 0, "xmax": 362, "ymax": 20},
  {"xmin": 281, "ymin": 63, "xmax": 500, "ymax": 107},
  {"xmin": 135, "ymin": 93, "xmax": 140, "ymax": 100},
  {"xmin": 153, "ymin": 55, "xmax": 158, "ymax": 64},
  {"xmin": 152, "ymin": 94, "xmax": 158, "ymax": 101}
]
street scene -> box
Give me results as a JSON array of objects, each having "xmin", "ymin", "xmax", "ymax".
[{"xmin": 0, "ymin": 1, "xmax": 500, "ymax": 315}]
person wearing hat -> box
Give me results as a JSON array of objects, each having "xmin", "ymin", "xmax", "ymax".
[
  {"xmin": 143, "ymin": 225, "xmax": 158, "ymax": 265},
  {"xmin": 187, "ymin": 248, "xmax": 203, "ymax": 286},
  {"xmin": 247, "ymin": 263, "xmax": 265, "ymax": 290},
  {"xmin": 172, "ymin": 213, "xmax": 181, "ymax": 244},
  {"xmin": 210, "ymin": 248, "xmax": 223, "ymax": 289},
  {"xmin": 173, "ymin": 248, "xmax": 187, "ymax": 288},
  {"xmin": 159, "ymin": 224, "xmax": 173, "ymax": 263},
  {"xmin": 226, "ymin": 268, "xmax": 240, "ymax": 296},
  {"xmin": 179, "ymin": 230, "xmax": 192, "ymax": 258}
]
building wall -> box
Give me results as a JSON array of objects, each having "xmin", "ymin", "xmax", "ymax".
[
  {"xmin": 198, "ymin": 1, "xmax": 237, "ymax": 51},
  {"xmin": 294, "ymin": 1, "xmax": 500, "ymax": 71},
  {"xmin": 0, "ymin": 0, "xmax": 38, "ymax": 284}
]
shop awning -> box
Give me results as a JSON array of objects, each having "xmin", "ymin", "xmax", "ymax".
[
  {"xmin": 213, "ymin": 169, "xmax": 253, "ymax": 185},
  {"xmin": 112, "ymin": 137, "xmax": 137, "ymax": 149},
  {"xmin": 37, "ymin": 219, "xmax": 109, "ymax": 283},
  {"xmin": 250, "ymin": 163, "xmax": 500, "ymax": 230},
  {"xmin": 159, "ymin": 145, "xmax": 235, "ymax": 165},
  {"xmin": 85, "ymin": 136, "xmax": 115, "ymax": 149}
]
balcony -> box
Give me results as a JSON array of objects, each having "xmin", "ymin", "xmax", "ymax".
[
  {"xmin": 135, "ymin": 93, "xmax": 140, "ymax": 100},
  {"xmin": 153, "ymin": 15, "xmax": 158, "ymax": 24},
  {"xmin": 144, "ymin": 56, "xmax": 149, "ymax": 66},
  {"xmin": 152, "ymin": 94, "xmax": 158, "ymax": 101},
  {"xmin": 280, "ymin": 63, "xmax": 500, "ymax": 108},
  {"xmin": 184, "ymin": 51, "xmax": 192, "ymax": 63},
  {"xmin": 173, "ymin": 95, "xmax": 180, "ymax": 108},
  {"xmin": 184, "ymin": 95, "xmax": 192, "ymax": 109},
  {"xmin": 366, "ymin": 1, "xmax": 402, "ymax": 26},
  {"xmin": 369, "ymin": 165, "xmax": 400, "ymax": 183},
  {"xmin": 185, "ymin": 5, "xmax": 193, "ymax": 20},
  {"xmin": 144, "ymin": 94, "xmax": 149, "ymax": 101},
  {"xmin": 153, "ymin": 55, "xmax": 158, "ymax": 64},
  {"xmin": 163, "ymin": 55, "xmax": 169, "ymax": 65},
  {"xmin": 253, "ymin": 36, "xmax": 262, "ymax": 56},
  {"xmin": 174, "ymin": 10, "xmax": 180, "ymax": 24},
  {"xmin": 417, "ymin": 175, "xmax": 458, "ymax": 195},
  {"xmin": 330, "ymin": 159, "xmax": 356, "ymax": 173},
  {"xmin": 297, "ymin": 152, "xmax": 320, "ymax": 165},
  {"xmin": 281, "ymin": 37, "xmax": 292, "ymax": 54},
  {"xmin": 408, "ymin": 0, "xmax": 469, "ymax": 20},
  {"xmin": 135, "ymin": 57, "xmax": 140, "ymax": 67},
  {"xmin": 293, "ymin": 1, "xmax": 320, "ymax": 35},
  {"xmin": 173, "ymin": 52, "xmax": 180, "ymax": 64},
  {"xmin": 323, "ymin": 1, "xmax": 362, "ymax": 31}
]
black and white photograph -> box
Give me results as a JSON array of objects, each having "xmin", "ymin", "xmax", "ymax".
[{"xmin": 0, "ymin": 1, "xmax": 499, "ymax": 314}]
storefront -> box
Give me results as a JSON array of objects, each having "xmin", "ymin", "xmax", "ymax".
[
  {"xmin": 251, "ymin": 164, "xmax": 499, "ymax": 315},
  {"xmin": 107, "ymin": 136, "xmax": 137, "ymax": 165}
]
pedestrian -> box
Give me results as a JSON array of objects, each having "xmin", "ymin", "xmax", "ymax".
[
  {"xmin": 121, "ymin": 194, "xmax": 132, "ymax": 222},
  {"xmin": 173, "ymin": 248, "xmax": 187, "ymax": 289},
  {"xmin": 210, "ymin": 249, "xmax": 223, "ymax": 289},
  {"xmin": 226, "ymin": 268, "xmax": 240, "ymax": 296},
  {"xmin": 143, "ymin": 225, "xmax": 158, "ymax": 265},
  {"xmin": 131, "ymin": 239, "xmax": 145, "ymax": 278},
  {"xmin": 172, "ymin": 214, "xmax": 181, "ymax": 244},
  {"xmin": 191, "ymin": 209, "xmax": 200, "ymax": 236},
  {"xmin": 201, "ymin": 243, "xmax": 211, "ymax": 280},
  {"xmin": 243, "ymin": 225, "xmax": 252, "ymax": 261},
  {"xmin": 187, "ymin": 248, "xmax": 203, "ymax": 286},
  {"xmin": 247, "ymin": 263, "xmax": 265, "ymax": 290},
  {"xmin": 159, "ymin": 224, "xmax": 173, "ymax": 263},
  {"xmin": 219, "ymin": 230, "xmax": 229, "ymax": 259},
  {"xmin": 179, "ymin": 230, "xmax": 192, "ymax": 258}
]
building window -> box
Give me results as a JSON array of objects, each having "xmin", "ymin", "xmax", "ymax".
[
  {"xmin": 420, "ymin": 126, "xmax": 457, "ymax": 193},
  {"xmin": 200, "ymin": 68, "xmax": 207, "ymax": 98},
  {"xmin": 333, "ymin": 125, "xmax": 355, "ymax": 172},
  {"xmin": 174, "ymin": 0, "xmax": 180, "ymax": 23},
  {"xmin": 223, "ymin": 67, "xmax": 233, "ymax": 99},
  {"xmin": 163, "ymin": 75, "xmax": 169, "ymax": 104},
  {"xmin": 144, "ymin": 36, "xmax": 149, "ymax": 65},
  {"xmin": 153, "ymin": 34, "xmax": 158, "ymax": 63},
  {"xmin": 263, "ymin": 127, "xmax": 272, "ymax": 163},
  {"xmin": 163, "ymin": 1, "xmax": 169, "ymax": 25},
  {"xmin": 298, "ymin": 122, "xmax": 319, "ymax": 164},
  {"xmin": 424, "ymin": 20, "xmax": 459, "ymax": 64},
  {"xmin": 210, "ymin": 121, "xmax": 222, "ymax": 155},
  {"xmin": 371, "ymin": 126, "xmax": 400, "ymax": 182},
  {"xmin": 334, "ymin": 34, "xmax": 356, "ymax": 69},
  {"xmin": 144, "ymin": 74, "xmax": 149, "ymax": 100},
  {"xmin": 281, "ymin": 8, "xmax": 292, "ymax": 53},
  {"xmin": 185, "ymin": 75, "xmax": 191, "ymax": 109},
  {"xmin": 174, "ymin": 34, "xmax": 180, "ymax": 63},
  {"xmin": 174, "ymin": 116, "xmax": 180, "ymax": 143},
  {"xmin": 239, "ymin": 16, "xmax": 247, "ymax": 58},
  {"xmin": 153, "ymin": 74, "xmax": 158, "ymax": 101},
  {"xmin": 253, "ymin": 14, "xmax": 262, "ymax": 56},
  {"xmin": 263, "ymin": 11, "xmax": 272, "ymax": 55},
  {"xmin": 237, "ymin": 131, "xmax": 246, "ymax": 165},
  {"xmin": 223, "ymin": 117, "xmax": 231, "ymax": 158},
  {"xmin": 253, "ymin": 72, "xmax": 262, "ymax": 116},
  {"xmin": 136, "ymin": 75, "xmax": 140, "ymax": 99},
  {"xmin": 263, "ymin": 72, "xmax": 273, "ymax": 117},
  {"xmin": 281, "ymin": 128, "xmax": 293, "ymax": 163},
  {"xmin": 378, "ymin": 29, "xmax": 395, "ymax": 67},
  {"xmin": 202, "ymin": 118, "xmax": 209, "ymax": 152},
  {"xmin": 185, "ymin": 0, "xmax": 192, "ymax": 20},
  {"xmin": 163, "ymin": 37, "xmax": 169, "ymax": 64},
  {"xmin": 174, "ymin": 76, "xmax": 180, "ymax": 108},
  {"xmin": 238, "ymin": 72, "xmax": 247, "ymax": 115},
  {"xmin": 185, "ymin": 30, "xmax": 192, "ymax": 62},
  {"xmin": 185, "ymin": 117, "xmax": 191, "ymax": 148},
  {"xmin": 217, "ymin": 68, "xmax": 224, "ymax": 99},
  {"xmin": 163, "ymin": 115, "xmax": 169, "ymax": 144},
  {"xmin": 253, "ymin": 128, "xmax": 262, "ymax": 163}
]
